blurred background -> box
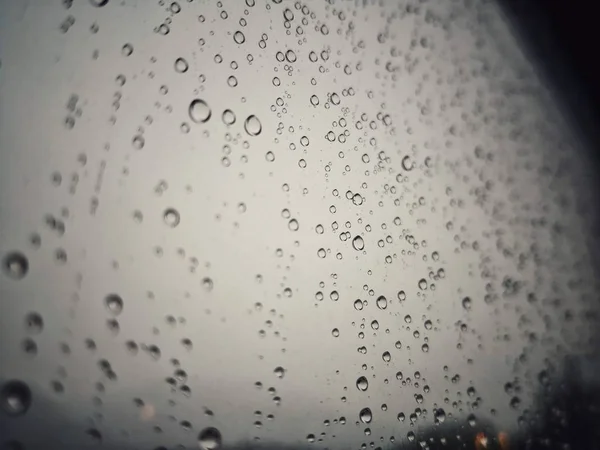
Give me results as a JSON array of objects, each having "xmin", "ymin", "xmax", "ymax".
[{"xmin": 0, "ymin": 0, "xmax": 599, "ymax": 449}]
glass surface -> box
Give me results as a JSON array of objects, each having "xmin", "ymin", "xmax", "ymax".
[{"xmin": 0, "ymin": 0, "xmax": 599, "ymax": 449}]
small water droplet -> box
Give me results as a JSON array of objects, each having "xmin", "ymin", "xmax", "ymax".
[
  {"xmin": 2, "ymin": 252, "xmax": 29, "ymax": 279},
  {"xmin": 352, "ymin": 236, "xmax": 364, "ymax": 251},
  {"xmin": 354, "ymin": 299, "xmax": 363, "ymax": 311},
  {"xmin": 175, "ymin": 57, "xmax": 189, "ymax": 73},
  {"xmin": 356, "ymin": 376, "xmax": 368, "ymax": 391},
  {"xmin": 189, "ymin": 99, "xmax": 212, "ymax": 123},
  {"xmin": 198, "ymin": 427, "xmax": 222, "ymax": 450},
  {"xmin": 244, "ymin": 115, "xmax": 262, "ymax": 136},
  {"xmin": 1, "ymin": 380, "xmax": 32, "ymax": 416},
  {"xmin": 104, "ymin": 294, "xmax": 124, "ymax": 316},
  {"xmin": 376, "ymin": 295, "xmax": 387, "ymax": 310},
  {"xmin": 163, "ymin": 208, "xmax": 181, "ymax": 228},
  {"xmin": 222, "ymin": 109, "xmax": 236, "ymax": 125},
  {"xmin": 359, "ymin": 407, "xmax": 372, "ymax": 424},
  {"xmin": 274, "ymin": 366, "xmax": 285, "ymax": 378},
  {"xmin": 24, "ymin": 312, "xmax": 44, "ymax": 334},
  {"xmin": 382, "ymin": 351, "xmax": 391, "ymax": 362},
  {"xmin": 233, "ymin": 31, "xmax": 245, "ymax": 44}
]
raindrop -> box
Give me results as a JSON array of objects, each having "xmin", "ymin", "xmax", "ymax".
[
  {"xmin": 288, "ymin": 219, "xmax": 299, "ymax": 231},
  {"xmin": 359, "ymin": 407, "xmax": 372, "ymax": 424},
  {"xmin": 175, "ymin": 57, "xmax": 189, "ymax": 73},
  {"xmin": 317, "ymin": 248, "xmax": 326, "ymax": 259},
  {"xmin": 0, "ymin": 380, "xmax": 32, "ymax": 416},
  {"xmin": 198, "ymin": 427, "xmax": 222, "ymax": 450},
  {"xmin": 222, "ymin": 109, "xmax": 236, "ymax": 125},
  {"xmin": 244, "ymin": 115, "xmax": 262, "ymax": 136},
  {"xmin": 25, "ymin": 312, "xmax": 44, "ymax": 334},
  {"xmin": 121, "ymin": 43, "xmax": 133, "ymax": 56},
  {"xmin": 86, "ymin": 428, "xmax": 102, "ymax": 443},
  {"xmin": 105, "ymin": 294, "xmax": 124, "ymax": 316},
  {"xmin": 189, "ymin": 99, "xmax": 212, "ymax": 123},
  {"xmin": 233, "ymin": 31, "xmax": 245, "ymax": 44},
  {"xmin": 401, "ymin": 155, "xmax": 414, "ymax": 171},
  {"xmin": 285, "ymin": 50, "xmax": 297, "ymax": 62},
  {"xmin": 202, "ymin": 277, "xmax": 214, "ymax": 292},
  {"xmin": 274, "ymin": 367, "xmax": 285, "ymax": 378},
  {"xmin": 353, "ymin": 299, "xmax": 363, "ymax": 311},
  {"xmin": 382, "ymin": 351, "xmax": 391, "ymax": 362},
  {"xmin": 376, "ymin": 295, "xmax": 387, "ymax": 310},
  {"xmin": 2, "ymin": 252, "xmax": 29, "ymax": 279},
  {"xmin": 163, "ymin": 208, "xmax": 181, "ymax": 228},
  {"xmin": 332, "ymin": 328, "xmax": 339, "ymax": 337},
  {"xmin": 356, "ymin": 376, "xmax": 368, "ymax": 391},
  {"xmin": 462, "ymin": 297, "xmax": 472, "ymax": 310},
  {"xmin": 352, "ymin": 236, "xmax": 364, "ymax": 251}
]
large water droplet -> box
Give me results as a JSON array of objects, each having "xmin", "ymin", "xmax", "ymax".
[
  {"xmin": 352, "ymin": 236, "xmax": 364, "ymax": 251},
  {"xmin": 274, "ymin": 366, "xmax": 285, "ymax": 378},
  {"xmin": 356, "ymin": 376, "xmax": 368, "ymax": 391},
  {"xmin": 233, "ymin": 31, "xmax": 245, "ymax": 44},
  {"xmin": 198, "ymin": 427, "xmax": 222, "ymax": 450},
  {"xmin": 105, "ymin": 294, "xmax": 124, "ymax": 316},
  {"xmin": 189, "ymin": 99, "xmax": 212, "ymax": 123},
  {"xmin": 2, "ymin": 252, "xmax": 29, "ymax": 280},
  {"xmin": 359, "ymin": 407, "xmax": 372, "ymax": 424},
  {"xmin": 376, "ymin": 295, "xmax": 387, "ymax": 309},
  {"xmin": 244, "ymin": 115, "xmax": 262, "ymax": 136},
  {"xmin": 1, "ymin": 380, "xmax": 32, "ymax": 416}
]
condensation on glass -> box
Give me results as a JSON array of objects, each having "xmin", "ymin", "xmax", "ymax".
[{"xmin": 0, "ymin": 0, "xmax": 598, "ymax": 449}]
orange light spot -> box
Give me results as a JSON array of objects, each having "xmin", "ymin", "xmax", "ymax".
[
  {"xmin": 498, "ymin": 431, "xmax": 509, "ymax": 450},
  {"xmin": 475, "ymin": 432, "xmax": 489, "ymax": 450}
]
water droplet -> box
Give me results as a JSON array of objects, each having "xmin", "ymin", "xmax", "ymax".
[
  {"xmin": 332, "ymin": 328, "xmax": 339, "ymax": 337},
  {"xmin": 356, "ymin": 376, "xmax": 368, "ymax": 391},
  {"xmin": 175, "ymin": 57, "xmax": 189, "ymax": 73},
  {"xmin": 317, "ymin": 248, "xmax": 326, "ymax": 258},
  {"xmin": 2, "ymin": 252, "xmax": 29, "ymax": 279},
  {"xmin": 244, "ymin": 115, "xmax": 262, "ymax": 136},
  {"xmin": 0, "ymin": 380, "xmax": 32, "ymax": 416},
  {"xmin": 132, "ymin": 134, "xmax": 145, "ymax": 149},
  {"xmin": 86, "ymin": 428, "xmax": 102, "ymax": 443},
  {"xmin": 288, "ymin": 219, "xmax": 299, "ymax": 231},
  {"xmin": 24, "ymin": 312, "xmax": 44, "ymax": 334},
  {"xmin": 352, "ymin": 236, "xmax": 364, "ymax": 251},
  {"xmin": 22, "ymin": 338, "xmax": 37, "ymax": 356},
  {"xmin": 418, "ymin": 279, "xmax": 428, "ymax": 290},
  {"xmin": 310, "ymin": 95, "xmax": 319, "ymax": 106},
  {"xmin": 163, "ymin": 208, "xmax": 181, "ymax": 228},
  {"xmin": 376, "ymin": 295, "xmax": 387, "ymax": 310},
  {"xmin": 285, "ymin": 50, "xmax": 297, "ymax": 63},
  {"xmin": 462, "ymin": 297, "xmax": 472, "ymax": 310},
  {"xmin": 198, "ymin": 427, "xmax": 222, "ymax": 450},
  {"xmin": 104, "ymin": 294, "xmax": 124, "ymax": 316},
  {"xmin": 382, "ymin": 351, "xmax": 391, "ymax": 362},
  {"xmin": 189, "ymin": 99, "xmax": 212, "ymax": 123},
  {"xmin": 401, "ymin": 155, "xmax": 414, "ymax": 171},
  {"xmin": 274, "ymin": 366, "xmax": 285, "ymax": 378},
  {"xmin": 359, "ymin": 407, "xmax": 372, "ymax": 424},
  {"xmin": 354, "ymin": 299, "xmax": 363, "ymax": 311},
  {"xmin": 315, "ymin": 224, "xmax": 324, "ymax": 234},
  {"xmin": 222, "ymin": 109, "xmax": 236, "ymax": 125},
  {"xmin": 121, "ymin": 43, "xmax": 133, "ymax": 56},
  {"xmin": 202, "ymin": 277, "xmax": 214, "ymax": 292},
  {"xmin": 233, "ymin": 31, "xmax": 245, "ymax": 44}
]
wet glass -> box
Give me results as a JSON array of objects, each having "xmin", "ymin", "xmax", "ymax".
[{"xmin": 0, "ymin": 0, "xmax": 599, "ymax": 449}]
